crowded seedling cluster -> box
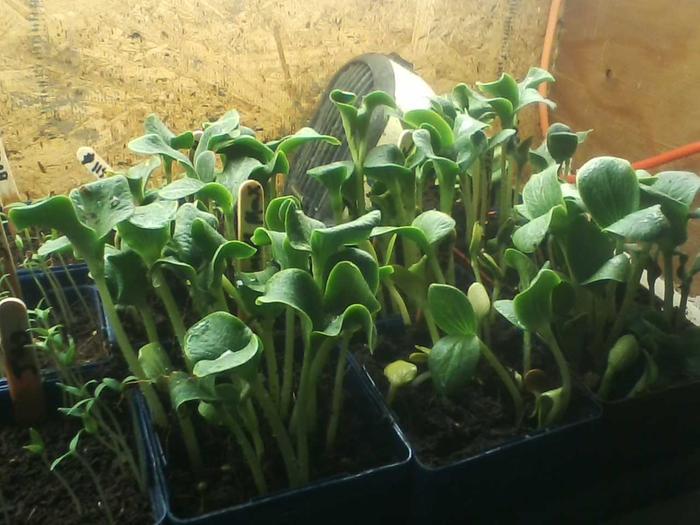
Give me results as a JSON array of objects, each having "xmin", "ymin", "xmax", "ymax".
[{"xmin": 1, "ymin": 65, "xmax": 699, "ymax": 523}]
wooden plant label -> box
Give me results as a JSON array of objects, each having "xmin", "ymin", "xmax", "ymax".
[
  {"xmin": 275, "ymin": 172, "xmax": 286, "ymax": 198},
  {"xmin": 237, "ymin": 180, "xmax": 265, "ymax": 271},
  {"xmin": 0, "ymin": 137, "xmax": 21, "ymax": 204},
  {"xmin": 76, "ymin": 146, "xmax": 111, "ymax": 179},
  {"xmin": 0, "ymin": 298, "xmax": 45, "ymax": 425}
]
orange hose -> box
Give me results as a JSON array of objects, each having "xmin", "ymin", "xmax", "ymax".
[
  {"xmin": 632, "ymin": 142, "xmax": 700, "ymax": 170},
  {"xmin": 538, "ymin": 0, "xmax": 563, "ymax": 137}
]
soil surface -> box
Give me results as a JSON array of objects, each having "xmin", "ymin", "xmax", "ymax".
[
  {"xmin": 359, "ymin": 322, "xmax": 594, "ymax": 467},
  {"xmin": 165, "ymin": 363, "xmax": 404, "ymax": 518},
  {"xmin": 0, "ymin": 398, "xmax": 152, "ymax": 524}
]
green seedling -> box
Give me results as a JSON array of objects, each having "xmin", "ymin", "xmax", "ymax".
[{"xmin": 24, "ymin": 428, "xmax": 83, "ymax": 515}]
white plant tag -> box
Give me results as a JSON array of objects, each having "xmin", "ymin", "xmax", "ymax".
[{"xmin": 76, "ymin": 146, "xmax": 111, "ymax": 179}]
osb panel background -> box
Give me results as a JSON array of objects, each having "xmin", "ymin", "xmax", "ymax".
[{"xmin": 0, "ymin": 0, "xmax": 550, "ymax": 199}]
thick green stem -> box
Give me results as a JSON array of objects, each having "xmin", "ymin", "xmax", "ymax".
[
  {"xmin": 140, "ymin": 304, "xmax": 160, "ymax": 344},
  {"xmin": 44, "ymin": 456, "xmax": 83, "ymax": 514},
  {"xmin": 540, "ymin": 325, "xmax": 572, "ymax": 424},
  {"xmin": 58, "ymin": 253, "xmax": 97, "ymax": 327},
  {"xmin": 428, "ymin": 252, "xmax": 446, "ymax": 284},
  {"xmin": 523, "ymin": 331, "xmax": 532, "ymax": 373},
  {"xmin": 258, "ymin": 319, "xmax": 281, "ymax": 406},
  {"xmin": 326, "ymin": 338, "xmax": 350, "ymax": 452},
  {"xmin": 222, "ymin": 409, "xmax": 268, "ymax": 495},
  {"xmin": 242, "ymin": 399, "xmax": 265, "ymax": 459},
  {"xmin": 76, "ymin": 452, "xmax": 115, "ymax": 525},
  {"xmin": 281, "ymin": 308, "xmax": 296, "ymax": 419},
  {"xmin": 605, "ymin": 253, "xmax": 645, "ymax": 349},
  {"xmin": 479, "ymin": 341, "xmax": 523, "ymax": 424},
  {"xmin": 252, "ymin": 377, "xmax": 301, "ymax": 487},
  {"xmin": 385, "ymin": 281, "xmax": 411, "ymax": 326},
  {"xmin": 90, "ymin": 264, "xmax": 168, "ymax": 428},
  {"xmin": 152, "ymin": 267, "xmax": 186, "ymax": 351},
  {"xmin": 292, "ymin": 336, "xmax": 312, "ymax": 484},
  {"xmin": 386, "ymin": 384, "xmax": 398, "ymax": 406},
  {"xmin": 423, "ymin": 309, "xmax": 440, "ymax": 345},
  {"xmin": 662, "ymin": 249, "xmax": 675, "ymax": 323},
  {"xmin": 177, "ymin": 410, "xmax": 204, "ymax": 475}
]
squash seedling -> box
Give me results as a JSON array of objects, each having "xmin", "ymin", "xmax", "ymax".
[{"xmin": 385, "ymin": 282, "xmax": 523, "ymax": 424}]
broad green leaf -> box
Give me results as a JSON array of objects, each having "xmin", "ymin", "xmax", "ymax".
[
  {"xmin": 308, "ymin": 210, "xmax": 381, "ymax": 271},
  {"xmin": 307, "ymin": 161, "xmax": 353, "ymax": 215},
  {"xmin": 563, "ymin": 214, "xmax": 614, "ymax": 282},
  {"xmin": 195, "ymin": 150, "xmax": 217, "ymax": 183},
  {"xmin": 168, "ymin": 203, "xmax": 218, "ymax": 266},
  {"xmin": 429, "ymin": 334, "xmax": 481, "ymax": 396},
  {"xmin": 159, "ymin": 177, "xmax": 206, "ymax": 200},
  {"xmin": 512, "ymin": 205, "xmax": 567, "ymax": 253},
  {"xmin": 513, "ymin": 269, "xmax": 570, "ymax": 332},
  {"xmin": 217, "ymin": 156, "xmax": 262, "ymax": 198},
  {"xmin": 144, "ymin": 113, "xmax": 176, "ymax": 142},
  {"xmin": 428, "ymin": 284, "xmax": 477, "ymax": 336},
  {"xmin": 519, "ymin": 67, "xmax": 555, "ymax": 90},
  {"xmin": 70, "ymin": 176, "xmax": 136, "ymax": 239},
  {"xmin": 285, "ymin": 209, "xmax": 326, "ymax": 252},
  {"xmin": 523, "ymin": 165, "xmax": 564, "ymax": 218},
  {"xmin": 252, "ymin": 228, "xmax": 307, "ymax": 270},
  {"xmin": 478, "ymin": 73, "xmax": 519, "ymax": 107},
  {"xmin": 504, "ymin": 248, "xmax": 538, "ymax": 288},
  {"xmin": 169, "ymin": 371, "xmax": 216, "ymax": 411},
  {"xmin": 640, "ymin": 171, "xmax": 700, "ymax": 245},
  {"xmin": 129, "ymin": 134, "xmax": 194, "ymax": 172},
  {"xmin": 37, "ymin": 235, "xmax": 72, "ymax": 257},
  {"xmin": 117, "ymin": 200, "xmax": 177, "ymax": 266},
  {"xmin": 171, "ymin": 131, "xmax": 195, "ymax": 150},
  {"xmin": 265, "ymin": 195, "xmax": 300, "ymax": 232},
  {"xmin": 185, "ymin": 311, "xmax": 261, "ymax": 379},
  {"xmin": 384, "ymin": 360, "xmax": 417, "ymax": 387},
  {"xmin": 104, "ymin": 247, "xmax": 150, "ymax": 306},
  {"xmin": 138, "ymin": 342, "xmax": 173, "ymax": 380},
  {"xmin": 317, "ymin": 303, "xmax": 377, "ymax": 351},
  {"xmin": 604, "ymin": 205, "xmax": 669, "ymax": 242},
  {"xmin": 577, "ymin": 156, "xmax": 639, "ymax": 228},
  {"xmin": 403, "ymin": 109, "xmax": 455, "ymax": 147},
  {"xmin": 493, "ymin": 299, "xmax": 525, "ymax": 330},
  {"xmin": 271, "ymin": 127, "xmax": 340, "ymax": 155},
  {"xmin": 581, "ymin": 254, "xmax": 631, "ymax": 285},
  {"xmin": 323, "ymin": 261, "xmax": 380, "ymax": 315},
  {"xmin": 195, "ymin": 110, "xmax": 241, "ymax": 160},
  {"xmin": 645, "ymin": 171, "xmax": 700, "ymax": 207},
  {"xmin": 198, "ymin": 183, "xmax": 234, "ymax": 216},
  {"xmin": 371, "ymin": 210, "xmax": 455, "ymax": 254},
  {"xmin": 256, "ymin": 268, "xmax": 323, "ymax": 332},
  {"xmin": 324, "ymin": 247, "xmax": 379, "ymax": 293},
  {"xmin": 126, "ymin": 156, "xmax": 161, "ymax": 203}
]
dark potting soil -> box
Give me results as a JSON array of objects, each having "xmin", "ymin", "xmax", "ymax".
[
  {"xmin": 359, "ymin": 323, "xmax": 594, "ymax": 468},
  {"xmin": 164, "ymin": 368, "xmax": 403, "ymax": 518},
  {"xmin": 0, "ymin": 401, "xmax": 152, "ymax": 524}
]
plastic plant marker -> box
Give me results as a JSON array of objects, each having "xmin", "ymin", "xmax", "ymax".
[
  {"xmin": 0, "ymin": 137, "xmax": 21, "ymax": 204},
  {"xmin": 76, "ymin": 146, "xmax": 112, "ymax": 179},
  {"xmin": 238, "ymin": 179, "xmax": 265, "ymax": 271},
  {"xmin": 0, "ymin": 298, "xmax": 46, "ymax": 424}
]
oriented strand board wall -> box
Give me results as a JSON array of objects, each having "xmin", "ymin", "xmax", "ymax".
[
  {"xmin": 0, "ymin": 0, "xmax": 549, "ymax": 199},
  {"xmin": 551, "ymin": 0, "xmax": 700, "ymax": 294}
]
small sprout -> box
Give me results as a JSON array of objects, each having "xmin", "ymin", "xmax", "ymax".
[
  {"xmin": 523, "ymin": 369, "xmax": 550, "ymax": 396},
  {"xmin": 467, "ymin": 282, "xmax": 491, "ymax": 321},
  {"xmin": 598, "ymin": 334, "xmax": 640, "ymax": 400},
  {"xmin": 384, "ymin": 360, "xmax": 418, "ymax": 406},
  {"xmin": 23, "ymin": 427, "xmax": 46, "ymax": 456}
]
